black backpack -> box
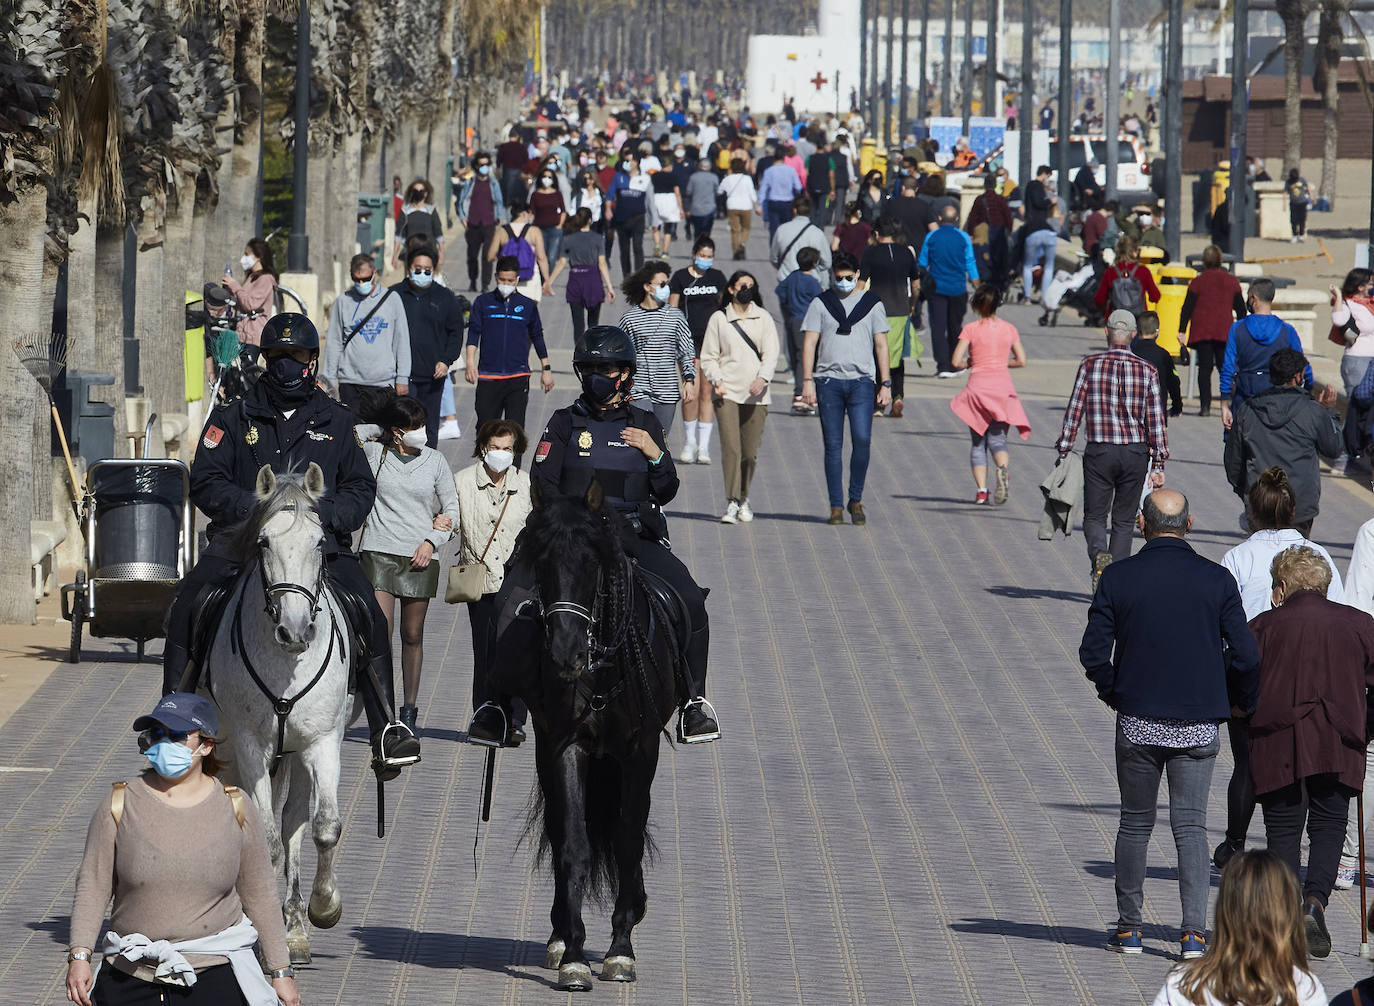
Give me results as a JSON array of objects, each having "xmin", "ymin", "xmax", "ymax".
[{"xmin": 1109, "ymin": 265, "xmax": 1146, "ymax": 316}]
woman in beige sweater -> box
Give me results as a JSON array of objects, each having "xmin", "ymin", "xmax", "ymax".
[
  {"xmin": 66, "ymin": 693, "xmax": 297, "ymax": 1006},
  {"xmin": 699, "ymin": 270, "xmax": 780, "ymax": 524}
]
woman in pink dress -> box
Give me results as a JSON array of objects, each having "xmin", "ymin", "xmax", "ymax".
[{"xmin": 950, "ymin": 284, "xmax": 1031, "ymax": 505}]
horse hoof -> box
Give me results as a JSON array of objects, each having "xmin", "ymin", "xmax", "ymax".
[
  {"xmin": 308, "ymin": 891, "xmax": 343, "ymax": 929},
  {"xmin": 558, "ymin": 962, "xmax": 594, "ymax": 991},
  {"xmin": 287, "ymin": 940, "xmax": 311, "ymax": 966},
  {"xmin": 600, "ymin": 955, "xmax": 637, "ymax": 982},
  {"xmin": 544, "ymin": 938, "xmax": 566, "ymax": 970}
]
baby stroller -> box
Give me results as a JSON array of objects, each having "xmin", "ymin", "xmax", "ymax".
[{"xmin": 1039, "ymin": 254, "xmax": 1105, "ymax": 328}]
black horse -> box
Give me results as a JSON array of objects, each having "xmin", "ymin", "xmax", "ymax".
[{"xmin": 504, "ymin": 482, "xmax": 681, "ymax": 990}]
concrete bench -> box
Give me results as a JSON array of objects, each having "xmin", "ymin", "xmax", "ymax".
[
  {"xmin": 160, "ymin": 414, "xmax": 191, "ymax": 459},
  {"xmin": 31, "ymin": 520, "xmax": 67, "ymax": 600}
]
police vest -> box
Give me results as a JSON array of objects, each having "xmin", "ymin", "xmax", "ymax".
[{"xmin": 558, "ymin": 408, "xmax": 651, "ymax": 514}]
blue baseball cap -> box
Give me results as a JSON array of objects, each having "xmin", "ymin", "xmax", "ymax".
[{"xmin": 132, "ymin": 693, "xmax": 220, "ymax": 738}]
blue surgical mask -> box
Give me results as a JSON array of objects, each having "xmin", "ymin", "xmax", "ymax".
[
  {"xmin": 146, "ymin": 739, "xmax": 195, "ymax": 779},
  {"xmin": 835, "ymin": 278, "xmax": 857, "ymax": 294},
  {"xmin": 477, "ymin": 164, "xmax": 490, "ymax": 176},
  {"xmin": 653, "ymin": 283, "xmax": 670, "ymax": 303},
  {"xmin": 694, "ymin": 257, "xmax": 713, "ymax": 271},
  {"xmin": 354, "ymin": 279, "xmax": 374, "ymax": 296},
  {"xmin": 410, "ymin": 270, "xmax": 433, "ymax": 288}
]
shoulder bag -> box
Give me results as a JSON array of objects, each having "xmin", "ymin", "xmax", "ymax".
[
  {"xmin": 727, "ymin": 317, "xmax": 764, "ymax": 360},
  {"xmin": 446, "ymin": 487, "xmax": 514, "ymax": 603},
  {"xmin": 341, "ymin": 289, "xmax": 394, "ymax": 351}
]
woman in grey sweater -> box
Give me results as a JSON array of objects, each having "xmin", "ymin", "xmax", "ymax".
[{"xmin": 358, "ymin": 396, "xmax": 459, "ymax": 732}]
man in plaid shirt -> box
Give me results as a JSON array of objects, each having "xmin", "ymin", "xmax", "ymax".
[{"xmin": 1057, "ymin": 310, "xmax": 1169, "ymax": 585}]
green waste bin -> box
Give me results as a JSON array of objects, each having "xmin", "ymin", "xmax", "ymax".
[{"xmin": 357, "ymin": 194, "xmax": 388, "ymax": 271}]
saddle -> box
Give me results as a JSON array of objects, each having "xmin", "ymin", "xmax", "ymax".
[
  {"xmin": 635, "ymin": 565, "xmax": 692, "ymax": 660},
  {"xmin": 324, "ymin": 570, "xmax": 373, "ymax": 688}
]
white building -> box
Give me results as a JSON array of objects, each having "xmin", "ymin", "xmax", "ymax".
[{"xmin": 745, "ymin": 0, "xmax": 861, "ymax": 117}]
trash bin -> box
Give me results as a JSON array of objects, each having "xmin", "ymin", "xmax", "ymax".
[
  {"xmin": 184, "ymin": 290, "xmax": 204, "ymax": 404},
  {"xmin": 1192, "ymin": 172, "xmax": 1213, "ymax": 234},
  {"xmin": 1154, "ymin": 265, "xmax": 1196, "ymax": 358},
  {"xmin": 56, "ymin": 369, "xmax": 116, "ymax": 465},
  {"xmin": 357, "ymin": 194, "xmax": 389, "ymax": 271},
  {"xmin": 89, "ymin": 464, "xmax": 183, "ymax": 580},
  {"xmin": 1211, "ymin": 164, "xmax": 1230, "ymax": 216}
]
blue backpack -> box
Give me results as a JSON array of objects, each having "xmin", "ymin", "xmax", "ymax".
[{"xmin": 499, "ymin": 223, "xmax": 537, "ymax": 280}]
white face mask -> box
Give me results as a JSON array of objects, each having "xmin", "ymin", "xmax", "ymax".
[
  {"xmin": 497, "ymin": 283, "xmax": 517, "ymax": 298},
  {"xmin": 400, "ymin": 428, "xmax": 427, "ymax": 449},
  {"xmin": 1139, "ymin": 214, "xmax": 1153, "ymax": 227},
  {"xmin": 652, "ymin": 283, "xmax": 670, "ymax": 303},
  {"xmin": 240, "ymin": 254, "xmax": 256, "ymax": 272},
  {"xmin": 485, "ymin": 448, "xmax": 515, "ymax": 473}
]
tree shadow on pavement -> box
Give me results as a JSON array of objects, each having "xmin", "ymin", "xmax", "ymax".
[
  {"xmin": 349, "ymin": 926, "xmax": 561, "ymax": 986},
  {"xmin": 985, "ymin": 585, "xmax": 1094, "ymax": 603},
  {"xmin": 949, "ymin": 917, "xmax": 1176, "ymax": 959}
]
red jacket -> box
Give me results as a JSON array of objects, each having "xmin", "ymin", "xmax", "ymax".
[
  {"xmin": 1181, "ymin": 267, "xmax": 1244, "ymax": 343},
  {"xmin": 1094, "ymin": 262, "xmax": 1161, "ymax": 310}
]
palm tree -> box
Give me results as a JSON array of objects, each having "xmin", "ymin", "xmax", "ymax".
[{"xmin": 1275, "ymin": 0, "xmax": 1311, "ymax": 176}]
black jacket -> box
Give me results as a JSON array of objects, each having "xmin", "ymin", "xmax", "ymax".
[
  {"xmin": 1080, "ymin": 537, "xmax": 1259, "ymax": 721},
  {"xmin": 391, "ymin": 279, "xmax": 466, "ymax": 383},
  {"xmin": 192, "ymin": 381, "xmax": 376, "ymax": 555},
  {"xmin": 1224, "ymin": 385, "xmax": 1342, "ymax": 525},
  {"xmin": 1130, "ymin": 337, "xmax": 1182, "ymax": 415}
]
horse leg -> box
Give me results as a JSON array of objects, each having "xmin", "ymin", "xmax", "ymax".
[
  {"xmin": 301, "ymin": 740, "xmax": 344, "ymax": 930},
  {"xmin": 602, "ymin": 749, "xmax": 658, "ymax": 983},
  {"xmin": 237, "ymin": 739, "xmax": 283, "ymax": 869},
  {"xmin": 280, "ymin": 758, "xmax": 313, "ymax": 965},
  {"xmin": 547, "ymin": 743, "xmax": 594, "ymax": 991}
]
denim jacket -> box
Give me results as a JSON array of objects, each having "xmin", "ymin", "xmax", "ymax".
[{"xmin": 457, "ymin": 175, "xmax": 507, "ymax": 225}]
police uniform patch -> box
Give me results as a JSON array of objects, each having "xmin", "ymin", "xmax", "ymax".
[
  {"xmin": 245, "ymin": 426, "xmax": 260, "ymax": 446},
  {"xmin": 534, "ymin": 440, "xmax": 552, "ymax": 462},
  {"xmin": 203, "ymin": 425, "xmax": 224, "ymax": 450},
  {"xmin": 577, "ymin": 430, "xmax": 593, "ymax": 450}
]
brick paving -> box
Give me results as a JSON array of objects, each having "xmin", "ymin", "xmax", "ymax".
[{"xmin": 4, "ymin": 222, "xmax": 1374, "ymax": 1005}]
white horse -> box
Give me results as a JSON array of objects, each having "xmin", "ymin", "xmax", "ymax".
[{"xmin": 203, "ymin": 463, "xmax": 352, "ymax": 965}]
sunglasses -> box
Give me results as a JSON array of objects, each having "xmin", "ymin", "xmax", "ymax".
[
  {"xmin": 410, "ymin": 267, "xmax": 434, "ymax": 276},
  {"xmin": 145, "ymin": 725, "xmax": 192, "ymax": 742}
]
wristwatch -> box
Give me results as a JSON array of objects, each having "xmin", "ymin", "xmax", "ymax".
[
  {"xmin": 542, "ymin": 364, "xmax": 552, "ymax": 371},
  {"xmin": 68, "ymin": 951, "xmax": 91, "ymax": 963},
  {"xmin": 269, "ymin": 966, "xmax": 297, "ymax": 979},
  {"xmin": 881, "ymin": 379, "xmax": 893, "ymax": 387}
]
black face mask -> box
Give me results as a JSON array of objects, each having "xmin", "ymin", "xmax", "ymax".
[
  {"xmin": 583, "ymin": 371, "xmax": 628, "ymax": 405},
  {"xmin": 263, "ymin": 355, "xmax": 315, "ymax": 408},
  {"xmin": 734, "ymin": 288, "xmax": 754, "ymax": 305}
]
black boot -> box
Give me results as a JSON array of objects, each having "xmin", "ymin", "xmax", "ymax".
[
  {"xmin": 399, "ymin": 704, "xmax": 418, "ymax": 734},
  {"xmin": 162, "ymin": 640, "xmax": 191, "ymax": 696},
  {"xmin": 467, "ymin": 701, "xmax": 521, "ymax": 748},
  {"xmin": 360, "ymin": 654, "xmax": 420, "ymax": 780},
  {"xmin": 677, "ymin": 623, "xmax": 721, "ymax": 744}
]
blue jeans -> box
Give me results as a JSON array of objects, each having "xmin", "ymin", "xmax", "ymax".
[
  {"xmin": 1114, "ymin": 722, "xmax": 1219, "ymax": 934},
  {"xmin": 765, "ymin": 200, "xmax": 794, "ymax": 240},
  {"xmin": 1022, "ymin": 227, "xmax": 1058, "ymax": 300},
  {"xmin": 815, "ymin": 376, "xmax": 875, "ymax": 508}
]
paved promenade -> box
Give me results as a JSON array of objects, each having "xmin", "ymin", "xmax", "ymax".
[{"xmin": 3, "ymin": 222, "xmax": 1374, "ymax": 1005}]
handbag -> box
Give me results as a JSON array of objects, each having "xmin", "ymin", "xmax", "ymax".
[{"xmin": 445, "ymin": 489, "xmax": 514, "ymax": 603}]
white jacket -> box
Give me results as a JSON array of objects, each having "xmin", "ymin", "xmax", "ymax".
[
  {"xmin": 93, "ymin": 916, "xmax": 280, "ymax": 1006},
  {"xmin": 1221, "ymin": 528, "xmax": 1344, "ymax": 620},
  {"xmin": 1346, "ymin": 516, "xmax": 1374, "ymax": 614}
]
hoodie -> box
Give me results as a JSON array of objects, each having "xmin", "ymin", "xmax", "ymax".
[
  {"xmin": 1219, "ymin": 313, "xmax": 1310, "ymax": 404},
  {"xmin": 1224, "ymin": 385, "xmax": 1342, "ymax": 525}
]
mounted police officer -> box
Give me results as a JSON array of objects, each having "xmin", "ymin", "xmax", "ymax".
[
  {"xmin": 466, "ymin": 324, "xmax": 721, "ymax": 746},
  {"xmin": 163, "ymin": 313, "xmax": 421, "ymax": 779}
]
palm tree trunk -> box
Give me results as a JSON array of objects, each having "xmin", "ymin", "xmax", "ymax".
[
  {"xmin": 94, "ymin": 223, "xmax": 128, "ymax": 452},
  {"xmin": 162, "ymin": 170, "xmax": 196, "ymax": 427},
  {"xmin": 0, "ymin": 186, "xmax": 47, "ymax": 623},
  {"xmin": 67, "ymin": 198, "xmax": 99, "ymax": 368},
  {"xmin": 226, "ymin": 0, "xmax": 266, "ymax": 242},
  {"xmin": 1276, "ymin": 0, "xmax": 1309, "ymax": 176},
  {"xmin": 133, "ymin": 195, "xmax": 174, "ymax": 424},
  {"xmin": 1316, "ymin": 0, "xmax": 1343, "ymax": 204}
]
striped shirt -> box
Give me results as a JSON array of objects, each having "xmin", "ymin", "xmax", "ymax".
[
  {"xmin": 1055, "ymin": 347, "xmax": 1169, "ymax": 466},
  {"xmin": 620, "ymin": 303, "xmax": 695, "ymax": 404}
]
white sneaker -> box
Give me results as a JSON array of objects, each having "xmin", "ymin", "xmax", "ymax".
[
  {"xmin": 696, "ymin": 451, "xmax": 712, "ymax": 465},
  {"xmin": 737, "ymin": 500, "xmax": 754, "ymax": 522},
  {"xmin": 437, "ymin": 418, "xmax": 461, "ymax": 440},
  {"xmin": 677, "ymin": 442, "xmax": 697, "ymax": 464},
  {"xmin": 720, "ymin": 500, "xmax": 739, "ymax": 524},
  {"xmin": 937, "ymin": 371, "xmax": 960, "ymax": 379}
]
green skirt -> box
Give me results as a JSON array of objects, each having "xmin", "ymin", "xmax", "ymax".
[{"xmin": 360, "ymin": 551, "xmax": 441, "ymax": 599}]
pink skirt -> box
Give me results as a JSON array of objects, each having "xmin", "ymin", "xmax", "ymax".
[{"xmin": 950, "ymin": 370, "xmax": 1032, "ymax": 439}]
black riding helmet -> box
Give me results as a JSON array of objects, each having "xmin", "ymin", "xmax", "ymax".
[
  {"xmin": 259, "ymin": 312, "xmax": 319, "ymax": 353},
  {"xmin": 572, "ymin": 325, "xmax": 636, "ymax": 378}
]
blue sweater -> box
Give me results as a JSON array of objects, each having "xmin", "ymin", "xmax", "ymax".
[
  {"xmin": 466, "ymin": 290, "xmax": 548, "ymax": 379},
  {"xmin": 917, "ymin": 224, "xmax": 979, "ymax": 297},
  {"xmin": 775, "ymin": 270, "xmax": 823, "ymax": 320}
]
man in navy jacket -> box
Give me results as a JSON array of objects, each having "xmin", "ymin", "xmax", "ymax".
[{"xmin": 1079, "ymin": 489, "xmax": 1259, "ymax": 959}]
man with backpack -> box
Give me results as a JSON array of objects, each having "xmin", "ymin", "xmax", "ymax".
[
  {"xmin": 1219, "ymin": 277, "xmax": 1312, "ymax": 431},
  {"xmin": 321, "ymin": 254, "xmax": 411, "ymax": 421},
  {"xmin": 485, "ymin": 199, "xmax": 550, "ymax": 302},
  {"xmin": 1093, "ymin": 235, "xmax": 1160, "ymax": 319}
]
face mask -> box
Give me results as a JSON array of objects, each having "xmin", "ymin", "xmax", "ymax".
[
  {"xmin": 540, "ymin": 177, "xmax": 554, "ymax": 188},
  {"xmin": 652, "ymin": 283, "xmax": 670, "ymax": 303},
  {"xmin": 835, "ymin": 278, "xmax": 857, "ymax": 294},
  {"xmin": 410, "ymin": 270, "xmax": 433, "ymax": 288},
  {"xmin": 400, "ymin": 428, "xmax": 428, "ymax": 450},
  {"xmin": 497, "ymin": 283, "xmax": 517, "ymax": 298},
  {"xmin": 240, "ymin": 254, "xmax": 256, "ymax": 272},
  {"xmin": 354, "ymin": 279, "xmax": 374, "ymax": 296},
  {"xmin": 266, "ymin": 354, "xmax": 311, "ymax": 390},
  {"xmin": 694, "ymin": 256, "xmax": 713, "ymax": 271},
  {"xmin": 410, "ymin": 190, "xmax": 425, "ymax": 203},
  {"xmin": 484, "ymin": 448, "xmax": 515, "ymax": 473},
  {"xmin": 584, "ymin": 371, "xmax": 626, "ymax": 403},
  {"xmin": 734, "ymin": 287, "xmax": 754, "ymax": 305},
  {"xmin": 1139, "ymin": 215, "xmax": 1153, "ymax": 227},
  {"xmin": 579, "ymin": 155, "xmax": 589, "ymax": 166},
  {"xmin": 477, "ymin": 164, "xmax": 490, "ymax": 176},
  {"xmin": 146, "ymin": 739, "xmax": 195, "ymax": 780},
  {"xmin": 674, "ymin": 149, "xmax": 685, "ymax": 159}
]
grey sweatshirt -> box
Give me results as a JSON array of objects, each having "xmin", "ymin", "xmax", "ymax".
[
  {"xmin": 358, "ymin": 441, "xmax": 459, "ymax": 556},
  {"xmin": 321, "ymin": 286, "xmax": 412, "ymax": 389}
]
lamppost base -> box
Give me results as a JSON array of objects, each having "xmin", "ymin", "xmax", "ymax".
[{"xmin": 286, "ymin": 234, "xmax": 310, "ymax": 274}]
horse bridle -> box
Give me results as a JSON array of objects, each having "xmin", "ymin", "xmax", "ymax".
[{"xmin": 256, "ymin": 507, "xmax": 326, "ymax": 624}]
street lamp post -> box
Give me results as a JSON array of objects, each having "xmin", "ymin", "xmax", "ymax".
[
  {"xmin": 1229, "ymin": 0, "xmax": 1248, "ymax": 260},
  {"xmin": 286, "ymin": 0, "xmax": 310, "ymax": 272},
  {"xmin": 1164, "ymin": 0, "xmax": 1183, "ymax": 260},
  {"xmin": 899, "ymin": 0, "xmax": 911, "ymax": 140},
  {"xmin": 1057, "ymin": 0, "xmax": 1071, "ymax": 203},
  {"xmin": 1018, "ymin": 0, "xmax": 1032, "ymax": 188},
  {"xmin": 1104, "ymin": 0, "xmax": 1120, "ymax": 202}
]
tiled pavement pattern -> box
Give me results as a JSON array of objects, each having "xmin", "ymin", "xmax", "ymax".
[{"xmin": 3, "ymin": 225, "xmax": 1374, "ymax": 1006}]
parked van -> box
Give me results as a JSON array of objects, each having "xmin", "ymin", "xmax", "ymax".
[{"xmin": 947, "ymin": 133, "xmax": 1150, "ymax": 201}]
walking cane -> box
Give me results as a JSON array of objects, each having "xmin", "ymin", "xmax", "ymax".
[{"xmin": 1361, "ymin": 791, "xmax": 1368, "ymax": 958}]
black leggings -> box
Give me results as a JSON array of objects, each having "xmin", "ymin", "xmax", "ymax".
[
  {"xmin": 1192, "ymin": 341, "xmax": 1225, "ymax": 411},
  {"xmin": 1223, "ymin": 716, "xmax": 1256, "ymax": 847},
  {"xmin": 570, "ymin": 302, "xmax": 603, "ymax": 342},
  {"xmin": 1291, "ymin": 202, "xmax": 1308, "ymax": 237}
]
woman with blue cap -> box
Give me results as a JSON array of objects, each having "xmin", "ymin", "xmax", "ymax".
[{"xmin": 64, "ymin": 693, "xmax": 299, "ymax": 1006}]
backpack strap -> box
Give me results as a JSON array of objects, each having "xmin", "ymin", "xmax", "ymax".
[
  {"xmin": 110, "ymin": 781, "xmax": 127, "ymax": 827},
  {"xmin": 222, "ymin": 784, "xmax": 246, "ymax": 828}
]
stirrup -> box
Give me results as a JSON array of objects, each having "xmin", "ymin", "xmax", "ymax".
[
  {"xmin": 374, "ymin": 721, "xmax": 421, "ymax": 768},
  {"xmin": 466, "ymin": 701, "xmax": 508, "ymax": 749},
  {"xmin": 677, "ymin": 697, "xmax": 722, "ymax": 745}
]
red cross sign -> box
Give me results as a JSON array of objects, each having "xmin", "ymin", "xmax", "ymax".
[{"xmin": 810, "ymin": 72, "xmax": 828, "ymax": 91}]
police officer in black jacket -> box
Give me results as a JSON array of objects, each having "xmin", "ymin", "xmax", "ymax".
[
  {"xmin": 466, "ymin": 325, "xmax": 721, "ymax": 746},
  {"xmin": 163, "ymin": 314, "xmax": 421, "ymax": 778}
]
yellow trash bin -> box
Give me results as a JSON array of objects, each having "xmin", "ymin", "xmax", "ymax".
[
  {"xmin": 184, "ymin": 290, "xmax": 204, "ymax": 404},
  {"xmin": 1211, "ymin": 164, "xmax": 1231, "ymax": 217},
  {"xmin": 1153, "ymin": 265, "xmax": 1196, "ymax": 357},
  {"xmin": 859, "ymin": 138, "xmax": 886, "ymax": 182}
]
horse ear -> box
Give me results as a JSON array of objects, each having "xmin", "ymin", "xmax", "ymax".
[
  {"xmin": 529, "ymin": 478, "xmax": 544, "ymax": 509},
  {"xmin": 304, "ymin": 462, "xmax": 326, "ymax": 499},
  {"xmin": 255, "ymin": 465, "xmax": 276, "ymax": 500},
  {"xmin": 585, "ymin": 478, "xmax": 604, "ymax": 512}
]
